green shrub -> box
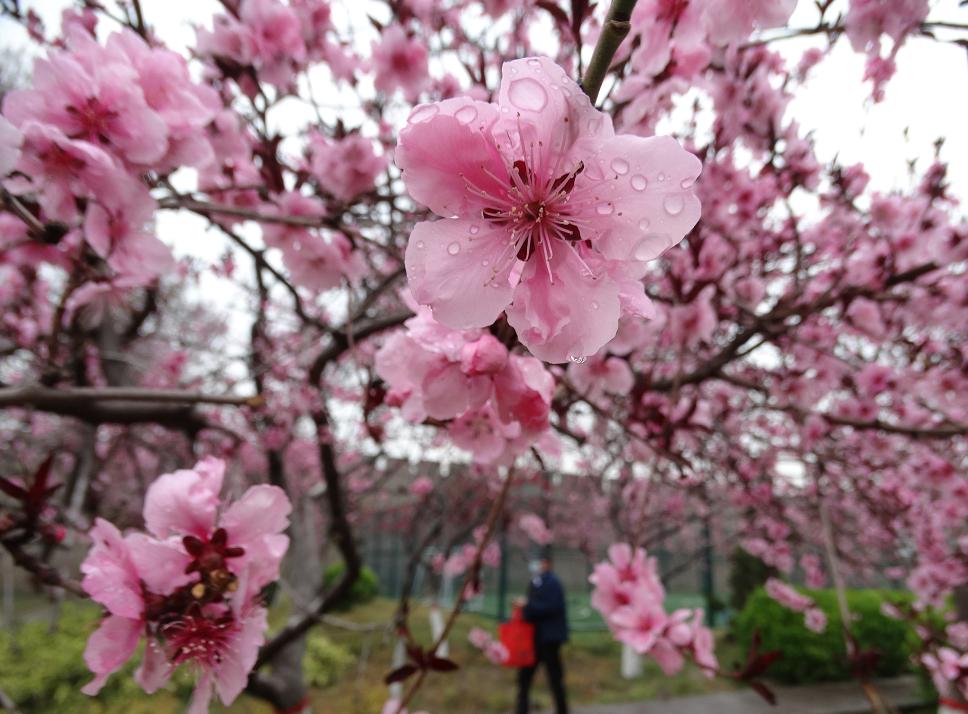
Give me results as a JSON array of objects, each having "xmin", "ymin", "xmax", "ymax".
[
  {"xmin": 732, "ymin": 587, "xmax": 915, "ymax": 684},
  {"xmin": 303, "ymin": 632, "xmax": 354, "ymax": 688},
  {"xmin": 323, "ymin": 563, "xmax": 379, "ymax": 611}
]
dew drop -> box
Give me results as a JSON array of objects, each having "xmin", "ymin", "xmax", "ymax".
[
  {"xmin": 631, "ymin": 174, "xmax": 648, "ymax": 191},
  {"xmin": 508, "ymin": 78, "xmax": 548, "ymax": 112},
  {"xmin": 591, "ymin": 301, "xmax": 599, "ymax": 310},
  {"xmin": 455, "ymin": 105, "xmax": 478, "ymax": 124},
  {"xmin": 527, "ymin": 58, "xmax": 542, "ymax": 68},
  {"xmin": 584, "ymin": 161, "xmax": 605, "ymax": 180},
  {"xmin": 656, "ymin": 172, "xmax": 668, "ymax": 183},
  {"xmin": 663, "ymin": 195, "xmax": 685, "ymax": 216},
  {"xmin": 481, "ymin": 259, "xmax": 489, "ymax": 267},
  {"xmin": 569, "ymin": 355, "xmax": 587, "ymax": 364},
  {"xmin": 447, "ymin": 242, "xmax": 461, "ymax": 255},
  {"xmin": 681, "ymin": 177, "xmax": 696, "ymax": 190},
  {"xmin": 610, "ymin": 158, "xmax": 630, "ymax": 175},
  {"xmin": 469, "ymin": 224, "xmax": 480, "ymax": 235},
  {"xmin": 416, "ymin": 240, "xmax": 426, "ymax": 249},
  {"xmin": 638, "ymin": 218, "xmax": 651, "ymax": 231},
  {"xmin": 596, "ymin": 203, "xmax": 614, "ymax": 215},
  {"xmin": 409, "ymin": 104, "xmax": 439, "ymax": 123}
]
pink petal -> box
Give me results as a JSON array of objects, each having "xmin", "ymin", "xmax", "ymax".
[
  {"xmin": 80, "ymin": 518, "xmax": 143, "ymax": 619},
  {"xmin": 186, "ymin": 671, "xmax": 214, "ymax": 714},
  {"xmin": 395, "ymin": 96, "xmax": 503, "ymax": 218},
  {"xmin": 214, "ymin": 608, "xmax": 268, "ymax": 706},
  {"xmin": 126, "ymin": 533, "xmax": 194, "ymax": 595},
  {"xmin": 143, "ymin": 458, "xmax": 224, "ymax": 539},
  {"xmin": 589, "ymin": 135, "xmax": 702, "ymax": 265},
  {"xmin": 135, "ymin": 639, "xmax": 173, "ymax": 694},
  {"xmin": 405, "ymin": 219, "xmax": 515, "ymax": 329},
  {"xmin": 495, "ymin": 57, "xmax": 613, "ymax": 170},
  {"xmin": 81, "ymin": 615, "xmax": 142, "ymax": 695},
  {"xmin": 506, "ymin": 249, "xmax": 621, "ymax": 363},
  {"xmin": 220, "ymin": 484, "xmax": 291, "ymax": 548}
]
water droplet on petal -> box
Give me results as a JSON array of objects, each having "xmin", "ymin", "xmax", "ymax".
[
  {"xmin": 596, "ymin": 203, "xmax": 614, "ymax": 215},
  {"xmin": 585, "ymin": 161, "xmax": 605, "ymax": 181},
  {"xmin": 409, "ymin": 104, "xmax": 439, "ymax": 123},
  {"xmin": 611, "ymin": 158, "xmax": 630, "ymax": 175},
  {"xmin": 481, "ymin": 259, "xmax": 489, "ymax": 267},
  {"xmin": 681, "ymin": 177, "xmax": 696, "ymax": 190},
  {"xmin": 447, "ymin": 242, "xmax": 461, "ymax": 255},
  {"xmin": 455, "ymin": 105, "xmax": 478, "ymax": 124},
  {"xmin": 569, "ymin": 355, "xmax": 587, "ymax": 364},
  {"xmin": 469, "ymin": 224, "xmax": 480, "ymax": 235},
  {"xmin": 638, "ymin": 218, "xmax": 651, "ymax": 231},
  {"xmin": 657, "ymin": 172, "xmax": 668, "ymax": 183},
  {"xmin": 508, "ymin": 78, "xmax": 548, "ymax": 112},
  {"xmin": 663, "ymin": 195, "xmax": 685, "ymax": 216},
  {"xmin": 631, "ymin": 174, "xmax": 648, "ymax": 191},
  {"xmin": 416, "ymin": 240, "xmax": 426, "ymax": 249},
  {"xmin": 527, "ymin": 58, "xmax": 542, "ymax": 68},
  {"xmin": 591, "ymin": 301, "xmax": 599, "ymax": 310}
]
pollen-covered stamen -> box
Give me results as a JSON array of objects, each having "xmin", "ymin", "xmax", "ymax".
[
  {"xmin": 480, "ymin": 156, "xmax": 588, "ymax": 279},
  {"xmin": 161, "ymin": 611, "xmax": 237, "ymax": 668}
]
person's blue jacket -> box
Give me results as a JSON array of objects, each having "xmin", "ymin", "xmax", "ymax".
[{"xmin": 523, "ymin": 570, "xmax": 569, "ymax": 644}]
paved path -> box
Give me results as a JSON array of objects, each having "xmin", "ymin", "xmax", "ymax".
[{"xmin": 550, "ymin": 675, "xmax": 927, "ymax": 714}]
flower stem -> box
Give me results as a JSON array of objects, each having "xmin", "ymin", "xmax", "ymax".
[{"xmin": 580, "ymin": 0, "xmax": 638, "ymax": 104}]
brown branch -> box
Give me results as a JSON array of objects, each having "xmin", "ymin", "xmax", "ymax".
[
  {"xmin": 1, "ymin": 539, "xmax": 87, "ymax": 598},
  {"xmin": 395, "ymin": 470, "xmax": 516, "ymax": 714},
  {"xmin": 0, "ymin": 385, "xmax": 263, "ymax": 408}
]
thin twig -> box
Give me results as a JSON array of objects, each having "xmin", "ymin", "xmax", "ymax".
[{"xmin": 580, "ymin": 0, "xmax": 638, "ymax": 103}]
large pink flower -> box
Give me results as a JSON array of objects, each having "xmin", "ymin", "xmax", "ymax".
[
  {"xmin": 80, "ymin": 458, "xmax": 291, "ymax": 712},
  {"xmin": 397, "ymin": 57, "xmax": 701, "ymax": 362}
]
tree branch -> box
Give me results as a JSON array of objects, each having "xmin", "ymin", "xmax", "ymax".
[{"xmin": 580, "ymin": 0, "xmax": 638, "ymax": 103}]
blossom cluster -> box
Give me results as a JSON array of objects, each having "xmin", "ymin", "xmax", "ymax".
[
  {"xmin": 1, "ymin": 21, "xmax": 219, "ymax": 281},
  {"xmin": 589, "ymin": 544, "xmax": 717, "ymax": 675},
  {"xmin": 79, "ymin": 458, "xmax": 291, "ymax": 713},
  {"xmin": 376, "ymin": 307, "xmax": 554, "ymax": 464},
  {"xmin": 764, "ymin": 578, "xmax": 828, "ymax": 634},
  {"xmin": 396, "ymin": 56, "xmax": 702, "ymax": 363},
  {"xmin": 468, "ymin": 626, "xmax": 510, "ymax": 665}
]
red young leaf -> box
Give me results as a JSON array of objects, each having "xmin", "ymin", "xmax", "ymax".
[
  {"xmin": 384, "ymin": 663, "xmax": 418, "ymax": 685},
  {"xmin": 749, "ymin": 680, "xmax": 778, "ymax": 706},
  {"xmin": 428, "ymin": 656, "xmax": 459, "ymax": 672}
]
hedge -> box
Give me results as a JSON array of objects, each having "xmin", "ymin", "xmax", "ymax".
[{"xmin": 732, "ymin": 587, "xmax": 916, "ymax": 684}]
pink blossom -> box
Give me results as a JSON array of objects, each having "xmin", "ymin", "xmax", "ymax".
[
  {"xmin": 701, "ymin": 0, "xmax": 797, "ymax": 46},
  {"xmin": 518, "ymin": 513, "xmax": 553, "ymax": 545},
  {"xmin": 410, "ymin": 475, "xmax": 434, "ymax": 496},
  {"xmin": 3, "ymin": 31, "xmax": 169, "ymax": 166},
  {"xmin": 80, "ymin": 458, "xmax": 291, "ymax": 710},
  {"xmin": 396, "ymin": 57, "xmax": 701, "ymax": 363},
  {"xmin": 610, "ymin": 586, "xmax": 669, "ymax": 654},
  {"xmin": 309, "ymin": 132, "xmax": 387, "ymax": 202},
  {"xmin": 765, "ymin": 577, "xmax": 814, "ymax": 612},
  {"xmin": 567, "ymin": 354, "xmax": 634, "ymax": 400},
  {"xmin": 804, "ymin": 607, "xmax": 828, "ymax": 633},
  {"xmin": 372, "ymin": 26, "xmax": 428, "ymax": 99}
]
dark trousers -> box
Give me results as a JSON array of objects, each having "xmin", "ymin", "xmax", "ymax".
[{"xmin": 516, "ymin": 641, "xmax": 567, "ymax": 714}]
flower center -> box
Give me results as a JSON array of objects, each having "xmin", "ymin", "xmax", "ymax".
[{"xmin": 162, "ymin": 611, "xmax": 236, "ymax": 668}]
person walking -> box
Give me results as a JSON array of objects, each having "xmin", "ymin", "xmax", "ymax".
[{"xmin": 515, "ymin": 549, "xmax": 568, "ymax": 714}]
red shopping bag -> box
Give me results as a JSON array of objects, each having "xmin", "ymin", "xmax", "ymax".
[{"xmin": 498, "ymin": 604, "xmax": 535, "ymax": 668}]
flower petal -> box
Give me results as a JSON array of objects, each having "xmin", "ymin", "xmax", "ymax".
[
  {"xmin": 80, "ymin": 518, "xmax": 143, "ymax": 619},
  {"xmin": 220, "ymin": 484, "xmax": 291, "ymax": 548},
  {"xmin": 396, "ymin": 97, "xmax": 504, "ymax": 218},
  {"xmin": 405, "ymin": 219, "xmax": 515, "ymax": 330},
  {"xmin": 507, "ymin": 249, "xmax": 621, "ymax": 363},
  {"xmin": 126, "ymin": 533, "xmax": 194, "ymax": 595},
  {"xmin": 214, "ymin": 608, "xmax": 268, "ymax": 706},
  {"xmin": 81, "ymin": 615, "xmax": 142, "ymax": 695},
  {"xmin": 495, "ymin": 56, "xmax": 613, "ymax": 172},
  {"xmin": 143, "ymin": 457, "xmax": 224, "ymax": 539},
  {"xmin": 587, "ymin": 135, "xmax": 702, "ymax": 264}
]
